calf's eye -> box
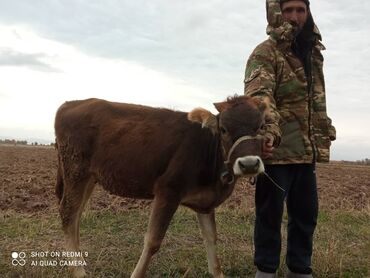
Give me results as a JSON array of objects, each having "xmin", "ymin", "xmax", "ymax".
[{"xmin": 220, "ymin": 126, "xmax": 227, "ymax": 134}]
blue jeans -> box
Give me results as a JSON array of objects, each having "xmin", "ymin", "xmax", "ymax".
[{"xmin": 254, "ymin": 164, "xmax": 318, "ymax": 274}]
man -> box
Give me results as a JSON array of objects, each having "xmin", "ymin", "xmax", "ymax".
[{"xmin": 244, "ymin": 0, "xmax": 336, "ymax": 277}]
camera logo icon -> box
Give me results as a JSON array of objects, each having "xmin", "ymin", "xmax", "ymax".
[{"xmin": 11, "ymin": 252, "xmax": 26, "ymax": 266}]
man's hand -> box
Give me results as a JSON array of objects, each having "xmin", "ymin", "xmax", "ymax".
[{"xmin": 261, "ymin": 135, "xmax": 274, "ymax": 159}]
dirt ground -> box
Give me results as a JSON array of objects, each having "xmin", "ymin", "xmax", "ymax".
[{"xmin": 0, "ymin": 145, "xmax": 369, "ymax": 216}]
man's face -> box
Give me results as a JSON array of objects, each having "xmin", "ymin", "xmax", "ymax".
[{"xmin": 281, "ymin": 1, "xmax": 308, "ymax": 33}]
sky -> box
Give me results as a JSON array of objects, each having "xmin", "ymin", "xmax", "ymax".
[{"xmin": 0, "ymin": 1, "xmax": 369, "ymax": 161}]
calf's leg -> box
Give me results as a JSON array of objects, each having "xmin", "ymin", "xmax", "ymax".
[
  {"xmin": 197, "ymin": 211, "xmax": 224, "ymax": 278},
  {"xmin": 59, "ymin": 178, "xmax": 95, "ymax": 278},
  {"xmin": 130, "ymin": 193, "xmax": 180, "ymax": 278}
]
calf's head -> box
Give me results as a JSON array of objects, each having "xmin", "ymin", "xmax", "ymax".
[{"xmin": 188, "ymin": 95, "xmax": 268, "ymax": 178}]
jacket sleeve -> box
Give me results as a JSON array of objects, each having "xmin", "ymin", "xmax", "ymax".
[
  {"xmin": 327, "ymin": 116, "xmax": 336, "ymax": 141},
  {"xmin": 244, "ymin": 46, "xmax": 282, "ymax": 146}
]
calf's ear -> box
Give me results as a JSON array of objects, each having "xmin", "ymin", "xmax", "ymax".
[
  {"xmin": 213, "ymin": 101, "xmax": 229, "ymax": 113},
  {"xmin": 188, "ymin": 108, "xmax": 218, "ymax": 134}
]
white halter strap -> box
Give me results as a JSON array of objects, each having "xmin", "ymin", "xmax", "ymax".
[{"xmin": 224, "ymin": 135, "xmax": 262, "ymax": 165}]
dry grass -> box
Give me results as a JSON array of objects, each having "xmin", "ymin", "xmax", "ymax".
[{"xmin": 1, "ymin": 207, "xmax": 369, "ymax": 277}]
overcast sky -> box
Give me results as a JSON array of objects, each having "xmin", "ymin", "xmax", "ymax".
[{"xmin": 0, "ymin": 1, "xmax": 369, "ymax": 161}]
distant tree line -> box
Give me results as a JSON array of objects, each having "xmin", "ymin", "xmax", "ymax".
[
  {"xmin": 340, "ymin": 158, "xmax": 370, "ymax": 166},
  {"xmin": 354, "ymin": 158, "xmax": 370, "ymax": 166},
  {"xmin": 0, "ymin": 139, "xmax": 54, "ymax": 146},
  {"xmin": 0, "ymin": 139, "xmax": 28, "ymax": 145}
]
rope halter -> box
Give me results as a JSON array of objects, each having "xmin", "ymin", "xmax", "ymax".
[
  {"xmin": 220, "ymin": 134, "xmax": 263, "ymax": 185},
  {"xmin": 223, "ymin": 134, "xmax": 263, "ymax": 165}
]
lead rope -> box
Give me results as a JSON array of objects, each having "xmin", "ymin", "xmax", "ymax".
[
  {"xmin": 262, "ymin": 171, "xmax": 285, "ymax": 192},
  {"xmin": 250, "ymin": 172, "xmax": 285, "ymax": 192}
]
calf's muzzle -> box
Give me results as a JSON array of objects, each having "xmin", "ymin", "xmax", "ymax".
[{"xmin": 224, "ymin": 135, "xmax": 265, "ymax": 177}]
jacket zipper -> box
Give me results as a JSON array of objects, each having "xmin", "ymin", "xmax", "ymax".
[{"xmin": 307, "ymin": 52, "xmax": 316, "ymax": 163}]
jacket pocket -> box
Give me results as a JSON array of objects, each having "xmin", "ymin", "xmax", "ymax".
[{"xmin": 272, "ymin": 120, "xmax": 306, "ymax": 160}]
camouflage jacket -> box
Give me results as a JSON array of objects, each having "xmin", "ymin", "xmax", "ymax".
[{"xmin": 244, "ymin": 0, "xmax": 336, "ymax": 164}]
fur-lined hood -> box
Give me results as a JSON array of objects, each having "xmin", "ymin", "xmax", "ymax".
[{"xmin": 265, "ymin": 0, "xmax": 322, "ymax": 44}]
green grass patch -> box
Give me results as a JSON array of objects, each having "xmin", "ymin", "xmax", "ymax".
[{"xmin": 1, "ymin": 208, "xmax": 369, "ymax": 277}]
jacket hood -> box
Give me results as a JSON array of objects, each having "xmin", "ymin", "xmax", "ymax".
[{"xmin": 266, "ymin": 0, "xmax": 322, "ymax": 44}]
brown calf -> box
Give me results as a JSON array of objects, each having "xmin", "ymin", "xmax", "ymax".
[{"xmin": 54, "ymin": 96, "xmax": 267, "ymax": 277}]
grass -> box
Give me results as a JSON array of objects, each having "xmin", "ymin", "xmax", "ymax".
[{"xmin": 1, "ymin": 207, "xmax": 369, "ymax": 278}]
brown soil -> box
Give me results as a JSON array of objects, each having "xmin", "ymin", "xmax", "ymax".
[{"xmin": 0, "ymin": 145, "xmax": 369, "ymax": 216}]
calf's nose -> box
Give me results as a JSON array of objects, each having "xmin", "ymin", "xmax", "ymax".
[
  {"xmin": 238, "ymin": 158, "xmax": 260, "ymax": 172},
  {"xmin": 238, "ymin": 160, "xmax": 246, "ymax": 172},
  {"xmin": 254, "ymin": 159, "xmax": 260, "ymax": 170},
  {"xmin": 233, "ymin": 156, "xmax": 265, "ymax": 176}
]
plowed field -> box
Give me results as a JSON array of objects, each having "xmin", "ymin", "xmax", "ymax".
[{"xmin": 1, "ymin": 145, "xmax": 369, "ymax": 216}]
